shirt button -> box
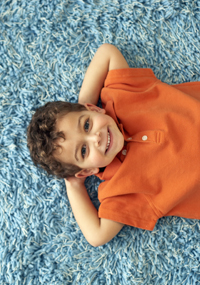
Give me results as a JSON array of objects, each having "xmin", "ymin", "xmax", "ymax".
[
  {"xmin": 142, "ymin": 135, "xmax": 148, "ymax": 141},
  {"xmin": 127, "ymin": 137, "xmax": 132, "ymax": 140},
  {"xmin": 122, "ymin": 149, "xmax": 127, "ymax": 155}
]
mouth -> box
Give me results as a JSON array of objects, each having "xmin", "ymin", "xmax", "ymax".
[{"xmin": 105, "ymin": 129, "xmax": 111, "ymax": 153}]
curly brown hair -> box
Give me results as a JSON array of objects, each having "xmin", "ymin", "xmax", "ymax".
[{"xmin": 27, "ymin": 101, "xmax": 87, "ymax": 178}]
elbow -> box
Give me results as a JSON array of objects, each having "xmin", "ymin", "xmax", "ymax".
[
  {"xmin": 89, "ymin": 242, "xmax": 104, "ymax": 248},
  {"xmin": 100, "ymin": 43, "xmax": 114, "ymax": 50},
  {"xmin": 87, "ymin": 237, "xmax": 105, "ymax": 248},
  {"xmin": 86, "ymin": 234, "xmax": 111, "ymax": 247},
  {"xmin": 89, "ymin": 242, "xmax": 100, "ymax": 248}
]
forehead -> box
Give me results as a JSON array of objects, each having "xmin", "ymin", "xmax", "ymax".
[
  {"xmin": 54, "ymin": 111, "xmax": 80, "ymax": 163},
  {"xmin": 56, "ymin": 110, "xmax": 86, "ymax": 131}
]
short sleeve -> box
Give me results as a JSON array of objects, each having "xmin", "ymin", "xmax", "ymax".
[
  {"xmin": 101, "ymin": 68, "xmax": 159, "ymax": 107},
  {"xmin": 98, "ymin": 193, "xmax": 159, "ymax": 231}
]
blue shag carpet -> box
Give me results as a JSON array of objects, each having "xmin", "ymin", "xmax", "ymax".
[{"xmin": 0, "ymin": 0, "xmax": 200, "ymax": 284}]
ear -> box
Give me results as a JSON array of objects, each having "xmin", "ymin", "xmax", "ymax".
[
  {"xmin": 75, "ymin": 167, "xmax": 99, "ymax": 178},
  {"xmin": 84, "ymin": 103, "xmax": 105, "ymax": 114}
]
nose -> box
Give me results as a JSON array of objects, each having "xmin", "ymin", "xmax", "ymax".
[{"xmin": 87, "ymin": 132, "xmax": 101, "ymax": 147}]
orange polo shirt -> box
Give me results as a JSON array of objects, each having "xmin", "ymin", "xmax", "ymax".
[{"xmin": 96, "ymin": 68, "xmax": 200, "ymax": 230}]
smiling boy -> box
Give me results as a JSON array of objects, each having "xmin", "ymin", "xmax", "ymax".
[{"xmin": 27, "ymin": 44, "xmax": 200, "ymax": 247}]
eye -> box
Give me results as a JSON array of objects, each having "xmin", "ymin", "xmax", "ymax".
[
  {"xmin": 81, "ymin": 145, "xmax": 87, "ymax": 158},
  {"xmin": 84, "ymin": 119, "xmax": 90, "ymax": 132}
]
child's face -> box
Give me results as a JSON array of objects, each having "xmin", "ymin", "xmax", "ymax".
[{"xmin": 54, "ymin": 104, "xmax": 124, "ymax": 177}]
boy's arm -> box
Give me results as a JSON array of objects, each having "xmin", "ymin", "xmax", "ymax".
[
  {"xmin": 78, "ymin": 43, "xmax": 129, "ymax": 105},
  {"xmin": 65, "ymin": 177, "xmax": 124, "ymax": 247}
]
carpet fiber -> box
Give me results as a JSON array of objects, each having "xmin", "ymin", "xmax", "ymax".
[{"xmin": 0, "ymin": 0, "xmax": 200, "ymax": 284}]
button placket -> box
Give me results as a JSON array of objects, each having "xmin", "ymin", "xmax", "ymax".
[{"xmin": 125, "ymin": 130, "xmax": 164, "ymax": 144}]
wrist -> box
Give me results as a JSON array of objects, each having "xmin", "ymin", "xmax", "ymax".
[{"xmin": 65, "ymin": 177, "xmax": 86, "ymax": 191}]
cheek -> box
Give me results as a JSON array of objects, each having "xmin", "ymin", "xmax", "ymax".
[
  {"xmin": 94, "ymin": 114, "xmax": 109, "ymax": 127},
  {"xmin": 88, "ymin": 151, "xmax": 106, "ymax": 167},
  {"xmin": 91, "ymin": 153, "xmax": 104, "ymax": 163}
]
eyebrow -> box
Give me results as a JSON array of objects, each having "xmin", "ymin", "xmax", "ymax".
[{"xmin": 74, "ymin": 114, "xmax": 85, "ymax": 162}]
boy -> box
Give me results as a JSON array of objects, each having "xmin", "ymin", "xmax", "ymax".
[{"xmin": 27, "ymin": 44, "xmax": 200, "ymax": 247}]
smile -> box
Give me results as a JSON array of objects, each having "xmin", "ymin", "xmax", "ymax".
[{"xmin": 106, "ymin": 130, "xmax": 111, "ymax": 152}]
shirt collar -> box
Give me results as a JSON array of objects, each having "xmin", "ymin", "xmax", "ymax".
[{"xmin": 95, "ymin": 156, "xmax": 122, "ymax": 181}]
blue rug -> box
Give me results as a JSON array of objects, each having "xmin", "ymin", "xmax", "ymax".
[{"xmin": 0, "ymin": 0, "xmax": 200, "ymax": 284}]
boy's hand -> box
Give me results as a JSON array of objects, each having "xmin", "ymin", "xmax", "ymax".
[{"xmin": 64, "ymin": 176, "xmax": 85, "ymax": 190}]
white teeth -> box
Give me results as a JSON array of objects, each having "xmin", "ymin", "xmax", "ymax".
[{"xmin": 106, "ymin": 131, "xmax": 110, "ymax": 151}]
